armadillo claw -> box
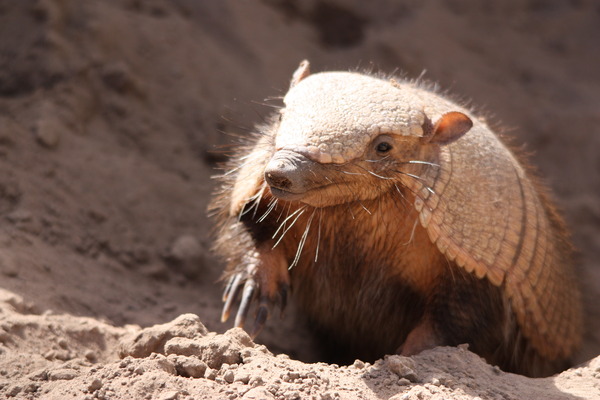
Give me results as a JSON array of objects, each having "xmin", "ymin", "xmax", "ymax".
[
  {"xmin": 234, "ymin": 278, "xmax": 257, "ymax": 328},
  {"xmin": 220, "ymin": 271, "xmax": 289, "ymax": 338},
  {"xmin": 250, "ymin": 303, "xmax": 269, "ymax": 338},
  {"xmin": 221, "ymin": 273, "xmax": 244, "ymax": 323},
  {"xmin": 279, "ymin": 284, "xmax": 288, "ymax": 318}
]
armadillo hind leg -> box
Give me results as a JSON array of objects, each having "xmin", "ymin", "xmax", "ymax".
[
  {"xmin": 399, "ymin": 265, "xmax": 507, "ymax": 362},
  {"xmin": 397, "ymin": 318, "xmax": 444, "ymax": 356}
]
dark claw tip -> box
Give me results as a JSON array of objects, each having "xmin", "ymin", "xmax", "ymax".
[
  {"xmin": 222, "ymin": 275, "xmax": 235, "ymax": 302},
  {"xmin": 250, "ymin": 305, "xmax": 269, "ymax": 339},
  {"xmin": 279, "ymin": 285, "xmax": 288, "ymax": 318}
]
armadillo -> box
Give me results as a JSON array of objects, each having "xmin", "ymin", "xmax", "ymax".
[{"xmin": 211, "ymin": 60, "xmax": 583, "ymax": 377}]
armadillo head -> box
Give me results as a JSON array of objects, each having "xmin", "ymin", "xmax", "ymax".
[
  {"xmin": 263, "ymin": 61, "xmax": 472, "ymax": 207},
  {"xmin": 276, "ymin": 65, "xmax": 426, "ymax": 164}
]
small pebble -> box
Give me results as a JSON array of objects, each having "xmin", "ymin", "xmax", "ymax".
[
  {"xmin": 85, "ymin": 350, "xmax": 98, "ymax": 363},
  {"xmin": 224, "ymin": 370, "xmax": 235, "ymax": 383},
  {"xmin": 249, "ymin": 376, "xmax": 264, "ymax": 387},
  {"xmin": 205, "ymin": 368, "xmax": 217, "ymax": 380},
  {"xmin": 242, "ymin": 387, "xmax": 275, "ymax": 399},
  {"xmin": 283, "ymin": 390, "xmax": 300, "ymax": 400},
  {"xmin": 386, "ymin": 355, "xmax": 419, "ymax": 382},
  {"xmin": 88, "ymin": 378, "xmax": 102, "ymax": 392},
  {"xmin": 34, "ymin": 118, "xmax": 61, "ymax": 148},
  {"xmin": 234, "ymin": 373, "xmax": 250, "ymax": 384},
  {"xmin": 159, "ymin": 391, "xmax": 179, "ymax": 400},
  {"xmin": 48, "ymin": 369, "xmax": 77, "ymax": 381}
]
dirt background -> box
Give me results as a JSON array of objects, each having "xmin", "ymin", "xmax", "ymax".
[{"xmin": 0, "ymin": 0, "xmax": 599, "ymax": 399}]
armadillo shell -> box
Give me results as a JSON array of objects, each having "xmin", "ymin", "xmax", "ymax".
[{"xmin": 406, "ymin": 119, "xmax": 582, "ymax": 361}]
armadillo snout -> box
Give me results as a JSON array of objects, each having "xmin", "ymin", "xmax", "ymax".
[
  {"xmin": 264, "ymin": 150, "xmax": 319, "ymax": 199},
  {"xmin": 265, "ymin": 165, "xmax": 293, "ymax": 190}
]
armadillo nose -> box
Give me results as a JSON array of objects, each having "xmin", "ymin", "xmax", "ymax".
[
  {"xmin": 264, "ymin": 150, "xmax": 314, "ymax": 197},
  {"xmin": 264, "ymin": 160, "xmax": 294, "ymax": 190}
]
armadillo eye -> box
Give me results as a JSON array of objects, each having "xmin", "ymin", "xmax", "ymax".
[
  {"xmin": 373, "ymin": 134, "xmax": 394, "ymax": 156},
  {"xmin": 376, "ymin": 141, "xmax": 392, "ymax": 154}
]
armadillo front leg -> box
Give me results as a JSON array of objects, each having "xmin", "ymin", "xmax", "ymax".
[{"xmin": 221, "ymin": 242, "xmax": 290, "ymax": 338}]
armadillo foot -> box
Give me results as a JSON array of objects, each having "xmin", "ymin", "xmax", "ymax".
[
  {"xmin": 397, "ymin": 319, "xmax": 444, "ymax": 356},
  {"xmin": 221, "ymin": 257, "xmax": 289, "ymax": 339}
]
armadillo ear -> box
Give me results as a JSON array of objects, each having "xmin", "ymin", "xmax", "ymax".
[
  {"xmin": 290, "ymin": 60, "xmax": 311, "ymax": 89},
  {"xmin": 422, "ymin": 112, "xmax": 473, "ymax": 145}
]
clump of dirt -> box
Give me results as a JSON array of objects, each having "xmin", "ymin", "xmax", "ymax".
[
  {"xmin": 1, "ymin": 294, "xmax": 598, "ymax": 399},
  {"xmin": 0, "ymin": 0, "xmax": 599, "ymax": 399}
]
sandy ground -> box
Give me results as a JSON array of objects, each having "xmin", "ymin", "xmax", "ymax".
[{"xmin": 0, "ymin": 0, "xmax": 599, "ymax": 399}]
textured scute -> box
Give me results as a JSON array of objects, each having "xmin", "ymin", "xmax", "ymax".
[
  {"xmin": 277, "ymin": 72, "xmax": 426, "ymax": 163},
  {"xmin": 406, "ymin": 115, "xmax": 582, "ymax": 361}
]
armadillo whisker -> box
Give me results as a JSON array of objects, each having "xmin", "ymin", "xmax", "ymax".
[
  {"xmin": 250, "ymin": 99, "xmax": 283, "ymax": 109},
  {"xmin": 275, "ymin": 201, "xmax": 291, "ymax": 223},
  {"xmin": 391, "ymin": 183, "xmax": 410, "ymax": 212},
  {"xmin": 251, "ymin": 187, "xmax": 267, "ymax": 219},
  {"xmin": 360, "ymin": 203, "xmax": 372, "ymax": 215},
  {"xmin": 272, "ymin": 206, "xmax": 305, "ymax": 239},
  {"xmin": 404, "ymin": 160, "xmax": 440, "ymax": 168},
  {"xmin": 402, "ymin": 217, "xmax": 420, "ymax": 246},
  {"xmin": 340, "ymin": 170, "xmax": 365, "ymax": 176},
  {"xmin": 258, "ymin": 197, "xmax": 278, "ymax": 222},
  {"xmin": 367, "ymin": 170, "xmax": 393, "ymax": 180},
  {"xmin": 392, "ymin": 170, "xmax": 437, "ymax": 196},
  {"xmin": 365, "ymin": 155, "xmax": 391, "ymax": 163},
  {"xmin": 239, "ymin": 186, "xmax": 266, "ymax": 221},
  {"xmin": 315, "ymin": 208, "xmax": 323, "ymax": 263},
  {"xmin": 273, "ymin": 207, "xmax": 306, "ymax": 248},
  {"xmin": 291, "ymin": 209, "xmax": 316, "ymax": 269}
]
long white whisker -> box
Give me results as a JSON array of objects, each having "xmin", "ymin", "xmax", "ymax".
[
  {"xmin": 340, "ymin": 170, "xmax": 365, "ymax": 176},
  {"xmin": 391, "ymin": 183, "xmax": 409, "ymax": 213},
  {"xmin": 257, "ymin": 198, "xmax": 278, "ymax": 222},
  {"xmin": 272, "ymin": 206, "xmax": 305, "ymax": 238},
  {"xmin": 402, "ymin": 217, "xmax": 420, "ymax": 246},
  {"xmin": 392, "ymin": 169, "xmax": 437, "ymax": 196},
  {"xmin": 238, "ymin": 186, "xmax": 266, "ymax": 221},
  {"xmin": 360, "ymin": 203, "xmax": 372, "ymax": 215},
  {"xmin": 272, "ymin": 207, "xmax": 306, "ymax": 248},
  {"xmin": 404, "ymin": 160, "xmax": 440, "ymax": 168},
  {"xmin": 393, "ymin": 183, "xmax": 407, "ymax": 202},
  {"xmin": 315, "ymin": 208, "xmax": 322, "ymax": 263},
  {"xmin": 367, "ymin": 170, "xmax": 393, "ymax": 180},
  {"xmin": 251, "ymin": 187, "xmax": 266, "ymax": 219},
  {"xmin": 222, "ymin": 150, "xmax": 271, "ymax": 177},
  {"xmin": 365, "ymin": 155, "xmax": 391, "ymax": 163},
  {"xmin": 290, "ymin": 209, "xmax": 315, "ymax": 269},
  {"xmin": 275, "ymin": 201, "xmax": 290, "ymax": 223}
]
